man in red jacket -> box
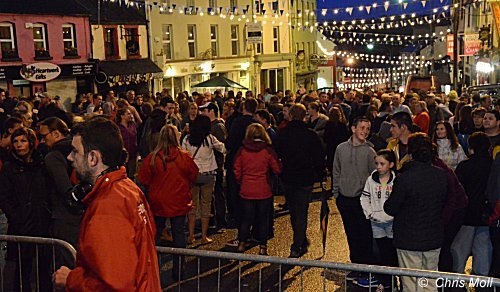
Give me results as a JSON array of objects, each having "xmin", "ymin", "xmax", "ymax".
[{"xmin": 52, "ymin": 117, "xmax": 161, "ymax": 291}]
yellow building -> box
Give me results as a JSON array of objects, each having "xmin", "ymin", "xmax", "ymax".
[{"xmin": 148, "ymin": 0, "xmax": 294, "ymax": 96}]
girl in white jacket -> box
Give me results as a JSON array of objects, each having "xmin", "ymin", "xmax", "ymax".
[{"xmin": 359, "ymin": 149, "xmax": 397, "ymax": 288}]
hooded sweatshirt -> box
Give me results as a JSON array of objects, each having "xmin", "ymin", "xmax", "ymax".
[
  {"xmin": 234, "ymin": 139, "xmax": 281, "ymax": 200},
  {"xmin": 360, "ymin": 170, "xmax": 395, "ymax": 223},
  {"xmin": 332, "ymin": 137, "xmax": 377, "ymax": 198},
  {"xmin": 138, "ymin": 147, "xmax": 198, "ymax": 217}
]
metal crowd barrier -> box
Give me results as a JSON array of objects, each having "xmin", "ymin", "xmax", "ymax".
[
  {"xmin": 157, "ymin": 246, "xmax": 500, "ymax": 292},
  {"xmin": 0, "ymin": 235, "xmax": 76, "ymax": 292}
]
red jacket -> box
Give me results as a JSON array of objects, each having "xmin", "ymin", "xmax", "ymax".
[
  {"xmin": 234, "ymin": 139, "xmax": 282, "ymax": 200},
  {"xmin": 138, "ymin": 147, "xmax": 198, "ymax": 217},
  {"xmin": 66, "ymin": 167, "xmax": 161, "ymax": 291}
]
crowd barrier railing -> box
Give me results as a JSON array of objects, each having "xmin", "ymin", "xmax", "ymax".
[
  {"xmin": 0, "ymin": 235, "xmax": 76, "ymax": 292},
  {"xmin": 156, "ymin": 246, "xmax": 500, "ymax": 292}
]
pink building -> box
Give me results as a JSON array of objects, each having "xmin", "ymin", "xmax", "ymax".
[{"xmin": 0, "ymin": 2, "xmax": 95, "ymax": 99}]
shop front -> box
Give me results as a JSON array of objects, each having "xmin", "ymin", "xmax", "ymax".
[
  {"xmin": 0, "ymin": 62, "xmax": 95, "ymax": 102},
  {"xmin": 95, "ymin": 59, "xmax": 163, "ymax": 95}
]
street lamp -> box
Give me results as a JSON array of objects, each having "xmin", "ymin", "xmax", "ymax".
[
  {"xmin": 347, "ymin": 58, "xmax": 354, "ymax": 65},
  {"xmin": 367, "ymin": 44, "xmax": 374, "ymax": 50}
]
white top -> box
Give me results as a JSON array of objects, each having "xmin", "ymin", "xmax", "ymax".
[
  {"xmin": 437, "ymin": 139, "xmax": 467, "ymax": 170},
  {"xmin": 360, "ymin": 170, "xmax": 396, "ymax": 224},
  {"xmin": 391, "ymin": 104, "xmax": 412, "ymax": 115},
  {"xmin": 182, "ymin": 134, "xmax": 225, "ymax": 173}
]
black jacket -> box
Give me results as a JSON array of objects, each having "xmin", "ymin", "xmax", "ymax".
[
  {"xmin": 45, "ymin": 137, "xmax": 82, "ymax": 221},
  {"xmin": 0, "ymin": 151, "xmax": 51, "ymax": 236},
  {"xmin": 384, "ymin": 160, "xmax": 448, "ymax": 251},
  {"xmin": 323, "ymin": 122, "xmax": 350, "ymax": 172},
  {"xmin": 225, "ymin": 114, "xmax": 256, "ymax": 164},
  {"xmin": 455, "ymin": 153, "xmax": 492, "ymax": 226},
  {"xmin": 275, "ymin": 120, "xmax": 325, "ymax": 187},
  {"xmin": 38, "ymin": 102, "xmax": 72, "ymax": 128}
]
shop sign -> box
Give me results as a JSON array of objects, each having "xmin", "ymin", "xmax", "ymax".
[
  {"xmin": 60, "ymin": 63, "xmax": 96, "ymax": 77},
  {"xmin": 447, "ymin": 34, "xmax": 454, "ymax": 60},
  {"xmin": 464, "ymin": 34, "xmax": 482, "ymax": 56},
  {"xmin": 20, "ymin": 62, "xmax": 61, "ymax": 82},
  {"xmin": 246, "ymin": 23, "xmax": 263, "ymax": 44}
]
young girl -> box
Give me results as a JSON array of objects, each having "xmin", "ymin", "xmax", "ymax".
[
  {"xmin": 233, "ymin": 123, "xmax": 281, "ymax": 255},
  {"xmin": 360, "ymin": 149, "xmax": 397, "ymax": 288}
]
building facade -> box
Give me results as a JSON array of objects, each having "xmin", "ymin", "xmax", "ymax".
[
  {"xmin": 459, "ymin": 0, "xmax": 499, "ymax": 87},
  {"xmin": 290, "ymin": 0, "xmax": 319, "ymax": 90},
  {"xmin": 149, "ymin": 0, "xmax": 299, "ymax": 96},
  {"xmin": 79, "ymin": 0, "xmax": 162, "ymax": 95},
  {"xmin": 0, "ymin": 1, "xmax": 94, "ymax": 104}
]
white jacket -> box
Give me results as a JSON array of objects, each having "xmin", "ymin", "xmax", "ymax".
[
  {"xmin": 182, "ymin": 134, "xmax": 225, "ymax": 173},
  {"xmin": 437, "ymin": 139, "xmax": 467, "ymax": 170},
  {"xmin": 360, "ymin": 170, "xmax": 395, "ymax": 223}
]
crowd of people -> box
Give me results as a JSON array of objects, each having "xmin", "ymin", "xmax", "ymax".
[{"xmin": 0, "ymin": 85, "xmax": 499, "ymax": 291}]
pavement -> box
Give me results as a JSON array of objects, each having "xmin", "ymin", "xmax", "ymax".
[{"xmin": 158, "ymin": 193, "xmax": 380, "ymax": 292}]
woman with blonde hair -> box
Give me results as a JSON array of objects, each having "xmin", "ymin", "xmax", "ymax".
[
  {"xmin": 234, "ymin": 123, "xmax": 281, "ymax": 255},
  {"xmin": 413, "ymin": 100, "xmax": 431, "ymax": 134},
  {"xmin": 138, "ymin": 124, "xmax": 198, "ymax": 279}
]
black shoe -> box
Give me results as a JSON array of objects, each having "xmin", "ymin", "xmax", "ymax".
[
  {"xmin": 278, "ymin": 203, "xmax": 288, "ymax": 210},
  {"xmin": 300, "ymin": 239, "xmax": 311, "ymax": 255},
  {"xmin": 289, "ymin": 249, "xmax": 302, "ymax": 258}
]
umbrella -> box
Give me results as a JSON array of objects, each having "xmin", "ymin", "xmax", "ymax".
[
  {"xmin": 191, "ymin": 75, "xmax": 248, "ymax": 89},
  {"xmin": 320, "ymin": 184, "xmax": 330, "ymax": 257}
]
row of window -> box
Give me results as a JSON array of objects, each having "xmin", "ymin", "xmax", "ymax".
[
  {"xmin": 103, "ymin": 27, "xmax": 140, "ymax": 59},
  {"xmin": 0, "ymin": 22, "xmax": 77, "ymax": 60},
  {"xmin": 162, "ymin": 24, "xmax": 280, "ymax": 60}
]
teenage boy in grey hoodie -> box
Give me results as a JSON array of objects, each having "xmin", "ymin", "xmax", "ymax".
[{"xmin": 332, "ymin": 117, "xmax": 376, "ymax": 281}]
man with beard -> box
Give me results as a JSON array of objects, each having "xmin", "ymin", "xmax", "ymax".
[{"xmin": 52, "ymin": 117, "xmax": 160, "ymax": 291}]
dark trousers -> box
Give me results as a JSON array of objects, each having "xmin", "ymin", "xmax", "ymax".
[
  {"xmin": 51, "ymin": 217, "xmax": 81, "ymax": 269},
  {"xmin": 439, "ymin": 209, "xmax": 465, "ymax": 272},
  {"xmin": 155, "ymin": 216, "xmax": 186, "ymax": 277},
  {"xmin": 284, "ymin": 183, "xmax": 312, "ymax": 252},
  {"xmin": 213, "ymin": 169, "xmax": 227, "ymax": 228},
  {"xmin": 238, "ymin": 197, "xmax": 272, "ymax": 245},
  {"xmin": 226, "ymin": 165, "xmax": 242, "ymax": 227},
  {"xmin": 336, "ymin": 194, "xmax": 374, "ymax": 264},
  {"xmin": 375, "ymin": 237, "xmax": 398, "ymax": 284},
  {"xmin": 490, "ymin": 223, "xmax": 500, "ymax": 278}
]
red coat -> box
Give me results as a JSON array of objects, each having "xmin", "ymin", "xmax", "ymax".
[
  {"xmin": 66, "ymin": 167, "xmax": 161, "ymax": 291},
  {"xmin": 234, "ymin": 139, "xmax": 282, "ymax": 200},
  {"xmin": 138, "ymin": 147, "xmax": 198, "ymax": 217}
]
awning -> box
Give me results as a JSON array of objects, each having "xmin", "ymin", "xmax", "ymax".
[
  {"xmin": 192, "ymin": 75, "xmax": 248, "ymax": 89},
  {"xmin": 97, "ymin": 59, "xmax": 162, "ymax": 76}
]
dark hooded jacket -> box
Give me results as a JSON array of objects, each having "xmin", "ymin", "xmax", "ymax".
[{"xmin": 0, "ymin": 150, "xmax": 51, "ymax": 236}]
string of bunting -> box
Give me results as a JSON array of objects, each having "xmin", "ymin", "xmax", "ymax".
[{"xmin": 103, "ymin": 0, "xmax": 484, "ymax": 19}]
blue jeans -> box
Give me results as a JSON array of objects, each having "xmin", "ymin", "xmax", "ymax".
[{"xmin": 451, "ymin": 225, "xmax": 493, "ymax": 276}]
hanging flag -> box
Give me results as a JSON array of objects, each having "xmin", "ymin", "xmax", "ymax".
[
  {"xmin": 403, "ymin": 2, "xmax": 408, "ymax": 9},
  {"xmin": 346, "ymin": 7, "xmax": 353, "ymax": 15},
  {"xmin": 384, "ymin": 2, "xmax": 389, "ymax": 11},
  {"xmin": 366, "ymin": 6, "xmax": 371, "ymax": 14},
  {"xmin": 280, "ymin": 9, "xmax": 284, "ymax": 15},
  {"xmin": 421, "ymin": 1, "xmax": 426, "ymax": 7},
  {"xmin": 321, "ymin": 8, "xmax": 327, "ymax": 16}
]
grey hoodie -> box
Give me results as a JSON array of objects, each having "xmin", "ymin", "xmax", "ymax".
[{"xmin": 332, "ymin": 137, "xmax": 376, "ymax": 198}]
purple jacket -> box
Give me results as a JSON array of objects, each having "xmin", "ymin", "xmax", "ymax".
[
  {"xmin": 433, "ymin": 157, "xmax": 468, "ymax": 225},
  {"xmin": 119, "ymin": 123, "xmax": 138, "ymax": 158}
]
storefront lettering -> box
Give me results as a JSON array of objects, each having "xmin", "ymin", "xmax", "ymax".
[{"xmin": 20, "ymin": 62, "xmax": 61, "ymax": 82}]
